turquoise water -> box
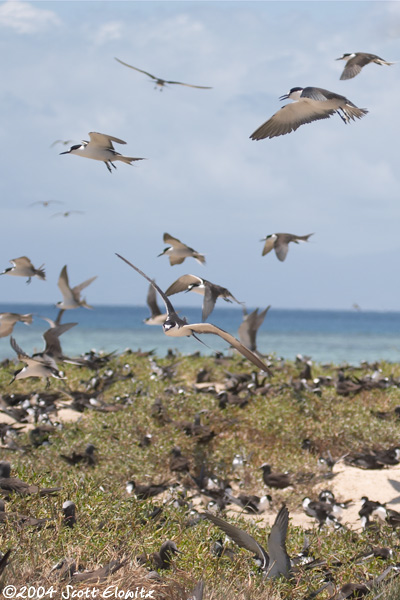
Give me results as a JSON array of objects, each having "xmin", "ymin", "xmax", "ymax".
[{"xmin": 1, "ymin": 304, "xmax": 400, "ymax": 365}]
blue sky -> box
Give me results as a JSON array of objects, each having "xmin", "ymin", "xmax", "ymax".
[{"xmin": 0, "ymin": 1, "xmax": 399, "ymax": 311}]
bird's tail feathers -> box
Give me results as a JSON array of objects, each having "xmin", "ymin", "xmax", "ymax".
[{"xmin": 118, "ymin": 156, "xmax": 146, "ymax": 165}]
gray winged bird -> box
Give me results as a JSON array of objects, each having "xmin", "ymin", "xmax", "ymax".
[
  {"xmin": 116, "ymin": 254, "xmax": 271, "ymax": 373},
  {"xmin": 9, "ymin": 337, "xmax": 65, "ymax": 385},
  {"xmin": 165, "ymin": 274, "xmax": 243, "ymax": 321},
  {"xmin": 336, "ymin": 52, "xmax": 395, "ymax": 80},
  {"xmin": 1, "ymin": 257, "xmax": 45, "ymax": 284},
  {"xmin": 60, "ymin": 132, "xmax": 145, "ymax": 173},
  {"xmin": 204, "ymin": 506, "xmax": 291, "ymax": 579},
  {"xmin": 158, "ymin": 233, "xmax": 206, "ymax": 266},
  {"xmin": 0, "ymin": 313, "xmax": 32, "ymax": 338},
  {"xmin": 57, "ymin": 265, "xmax": 97, "ymax": 311},
  {"xmin": 115, "ymin": 58, "xmax": 212, "ymax": 91},
  {"xmin": 261, "ymin": 233, "xmax": 313, "ymax": 261},
  {"xmin": 144, "ymin": 282, "xmax": 167, "ymax": 325},
  {"xmin": 250, "ymin": 87, "xmax": 368, "ymax": 139},
  {"xmin": 33, "ymin": 317, "xmax": 78, "ymax": 363},
  {"xmin": 238, "ymin": 306, "xmax": 270, "ymax": 352}
]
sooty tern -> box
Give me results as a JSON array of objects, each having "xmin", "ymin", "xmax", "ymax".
[
  {"xmin": 204, "ymin": 506, "xmax": 291, "ymax": 578},
  {"xmin": 57, "ymin": 265, "xmax": 97, "ymax": 311},
  {"xmin": 158, "ymin": 233, "xmax": 206, "ymax": 266},
  {"xmin": 250, "ymin": 87, "xmax": 368, "ymax": 139},
  {"xmin": 261, "ymin": 233, "xmax": 313, "ymax": 261},
  {"xmin": 115, "ymin": 58, "xmax": 212, "ymax": 91},
  {"xmin": 1, "ymin": 257, "xmax": 45, "ymax": 284},
  {"xmin": 60, "ymin": 132, "xmax": 145, "ymax": 173},
  {"xmin": 9, "ymin": 337, "xmax": 65, "ymax": 385},
  {"xmin": 336, "ymin": 52, "xmax": 395, "ymax": 80},
  {"xmin": 0, "ymin": 313, "xmax": 32, "ymax": 338},
  {"xmin": 116, "ymin": 254, "xmax": 271, "ymax": 372},
  {"xmin": 165, "ymin": 274, "xmax": 243, "ymax": 321}
]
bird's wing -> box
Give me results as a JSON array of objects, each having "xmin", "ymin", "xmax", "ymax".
[
  {"xmin": 88, "ymin": 132, "xmax": 127, "ymax": 147},
  {"xmin": 340, "ymin": 60, "xmax": 364, "ymax": 80},
  {"xmin": 10, "ymin": 336, "xmax": 30, "ymax": 360},
  {"xmin": 72, "ymin": 276, "xmax": 97, "ymax": 297},
  {"xmin": 238, "ymin": 309, "xmax": 257, "ymax": 349},
  {"xmin": 204, "ymin": 512, "xmax": 269, "ymax": 568},
  {"xmin": 188, "ymin": 322, "xmax": 271, "ymax": 372},
  {"xmin": 274, "ymin": 239, "xmax": 290, "ymax": 261},
  {"xmin": 58, "ymin": 266, "xmax": 74, "ymax": 302},
  {"xmin": 164, "ymin": 80, "xmax": 212, "ymax": 89},
  {"xmin": 256, "ymin": 306, "xmax": 270, "ymax": 329},
  {"xmin": 251, "ymin": 99, "xmax": 335, "ymax": 140},
  {"xmin": 169, "ymin": 255, "xmax": 186, "ymax": 266},
  {"xmin": 163, "ymin": 233, "xmax": 188, "ymax": 250},
  {"xmin": 43, "ymin": 322, "xmax": 77, "ymax": 355},
  {"xmin": 266, "ymin": 506, "xmax": 291, "ymax": 579},
  {"xmin": 202, "ymin": 285, "xmax": 219, "ymax": 321},
  {"xmin": 0, "ymin": 319, "xmax": 14, "ymax": 338},
  {"xmin": 261, "ymin": 236, "xmax": 276, "ymax": 256},
  {"xmin": 116, "ymin": 254, "xmax": 176, "ymax": 317},
  {"xmin": 146, "ymin": 282, "xmax": 162, "ymax": 316},
  {"xmin": 11, "ymin": 257, "xmax": 32, "ymax": 268},
  {"xmin": 165, "ymin": 274, "xmax": 202, "ymax": 296},
  {"xmin": 114, "ymin": 58, "xmax": 158, "ymax": 81}
]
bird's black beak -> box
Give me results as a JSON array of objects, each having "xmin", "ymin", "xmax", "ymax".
[
  {"xmin": 279, "ymin": 94, "xmax": 289, "ymax": 101},
  {"xmin": 335, "ymin": 57, "xmax": 344, "ymax": 61},
  {"xmin": 59, "ymin": 151, "xmax": 70, "ymax": 155}
]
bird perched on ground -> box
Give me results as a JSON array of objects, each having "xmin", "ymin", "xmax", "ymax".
[
  {"xmin": 126, "ymin": 479, "xmax": 169, "ymax": 500},
  {"xmin": 165, "ymin": 274, "xmax": 243, "ymax": 321},
  {"xmin": 137, "ymin": 540, "xmax": 182, "ymax": 570},
  {"xmin": 9, "ymin": 337, "xmax": 65, "ymax": 386},
  {"xmin": 336, "ymin": 52, "xmax": 395, "ymax": 80},
  {"xmin": 56, "ymin": 265, "xmax": 97, "ymax": 316},
  {"xmin": 238, "ymin": 306, "xmax": 270, "ymax": 353},
  {"xmin": 144, "ymin": 282, "xmax": 167, "ymax": 325},
  {"xmin": 59, "ymin": 132, "xmax": 145, "ymax": 173},
  {"xmin": 158, "ymin": 233, "xmax": 206, "ymax": 266},
  {"xmin": 0, "ymin": 313, "xmax": 32, "ymax": 338},
  {"xmin": 116, "ymin": 255, "xmax": 272, "ymax": 372},
  {"xmin": 250, "ymin": 87, "xmax": 368, "ymax": 139},
  {"xmin": 0, "ymin": 257, "xmax": 45, "ymax": 284},
  {"xmin": 205, "ymin": 506, "xmax": 291, "ymax": 579},
  {"xmin": 261, "ymin": 233, "xmax": 313, "ymax": 261},
  {"xmin": 261, "ymin": 464, "xmax": 292, "ymax": 489},
  {"xmin": 0, "ymin": 461, "xmax": 60, "ymax": 497},
  {"xmin": 60, "ymin": 443, "xmax": 97, "ymax": 467},
  {"xmin": 115, "ymin": 58, "xmax": 212, "ymax": 91},
  {"xmin": 62, "ymin": 500, "xmax": 76, "ymax": 528}
]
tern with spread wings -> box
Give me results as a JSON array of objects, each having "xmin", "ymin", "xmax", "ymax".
[
  {"xmin": 1, "ymin": 257, "xmax": 45, "ymax": 284},
  {"xmin": 336, "ymin": 52, "xmax": 395, "ymax": 80},
  {"xmin": 115, "ymin": 58, "xmax": 212, "ymax": 91},
  {"xmin": 158, "ymin": 233, "xmax": 206, "ymax": 266},
  {"xmin": 261, "ymin": 233, "xmax": 313, "ymax": 262},
  {"xmin": 116, "ymin": 254, "xmax": 271, "ymax": 373}
]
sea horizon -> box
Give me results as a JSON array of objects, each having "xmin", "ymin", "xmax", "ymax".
[{"xmin": 1, "ymin": 303, "xmax": 400, "ymax": 365}]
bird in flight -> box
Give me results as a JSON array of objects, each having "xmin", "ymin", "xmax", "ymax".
[
  {"xmin": 158, "ymin": 233, "xmax": 206, "ymax": 266},
  {"xmin": 114, "ymin": 58, "xmax": 212, "ymax": 91},
  {"xmin": 9, "ymin": 336, "xmax": 65, "ymax": 385},
  {"xmin": 116, "ymin": 254, "xmax": 271, "ymax": 372},
  {"xmin": 1, "ymin": 257, "xmax": 45, "ymax": 284},
  {"xmin": 52, "ymin": 211, "xmax": 85, "ymax": 218},
  {"xmin": 165, "ymin": 274, "xmax": 243, "ymax": 321},
  {"xmin": 336, "ymin": 52, "xmax": 395, "ymax": 80},
  {"xmin": 56, "ymin": 265, "xmax": 97, "ymax": 324},
  {"xmin": 29, "ymin": 200, "xmax": 63, "ymax": 208},
  {"xmin": 59, "ymin": 132, "xmax": 145, "ymax": 173},
  {"xmin": 261, "ymin": 233, "xmax": 313, "ymax": 261},
  {"xmin": 250, "ymin": 87, "xmax": 368, "ymax": 139}
]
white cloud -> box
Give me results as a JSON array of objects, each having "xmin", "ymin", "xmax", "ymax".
[
  {"xmin": 0, "ymin": 0, "xmax": 60, "ymax": 34},
  {"xmin": 90, "ymin": 21, "xmax": 123, "ymax": 46}
]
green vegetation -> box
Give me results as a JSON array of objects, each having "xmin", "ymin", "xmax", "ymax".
[{"xmin": 1, "ymin": 350, "xmax": 400, "ymax": 599}]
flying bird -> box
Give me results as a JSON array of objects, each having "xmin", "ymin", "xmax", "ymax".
[
  {"xmin": 336, "ymin": 52, "xmax": 395, "ymax": 80},
  {"xmin": 57, "ymin": 265, "xmax": 97, "ymax": 311},
  {"xmin": 158, "ymin": 233, "xmax": 206, "ymax": 266},
  {"xmin": 144, "ymin": 282, "xmax": 167, "ymax": 325},
  {"xmin": 0, "ymin": 313, "xmax": 32, "ymax": 338},
  {"xmin": 116, "ymin": 254, "xmax": 271, "ymax": 372},
  {"xmin": 165, "ymin": 274, "xmax": 243, "ymax": 321},
  {"xmin": 52, "ymin": 211, "xmax": 85, "ymax": 218},
  {"xmin": 59, "ymin": 132, "xmax": 145, "ymax": 173},
  {"xmin": 1, "ymin": 257, "xmax": 45, "ymax": 284},
  {"xmin": 261, "ymin": 233, "xmax": 313, "ymax": 261},
  {"xmin": 204, "ymin": 506, "xmax": 291, "ymax": 579},
  {"xmin": 9, "ymin": 337, "xmax": 65, "ymax": 385},
  {"xmin": 33, "ymin": 317, "xmax": 78, "ymax": 363},
  {"xmin": 29, "ymin": 200, "xmax": 63, "ymax": 207},
  {"xmin": 250, "ymin": 87, "xmax": 368, "ymax": 139},
  {"xmin": 114, "ymin": 58, "xmax": 212, "ymax": 90}
]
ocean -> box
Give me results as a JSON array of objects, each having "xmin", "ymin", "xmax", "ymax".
[{"xmin": 1, "ymin": 304, "xmax": 400, "ymax": 365}]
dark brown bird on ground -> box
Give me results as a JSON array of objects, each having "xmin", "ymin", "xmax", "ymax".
[
  {"xmin": 169, "ymin": 447, "xmax": 190, "ymax": 473},
  {"xmin": 260, "ymin": 464, "xmax": 292, "ymax": 489},
  {"xmin": 59, "ymin": 443, "xmax": 97, "ymax": 466},
  {"xmin": 126, "ymin": 479, "xmax": 169, "ymax": 500},
  {"xmin": 0, "ymin": 461, "xmax": 60, "ymax": 497}
]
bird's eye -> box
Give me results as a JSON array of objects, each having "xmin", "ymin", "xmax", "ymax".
[{"xmin": 163, "ymin": 320, "xmax": 175, "ymax": 331}]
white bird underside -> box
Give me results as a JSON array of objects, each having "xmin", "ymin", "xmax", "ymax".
[{"xmin": 160, "ymin": 233, "xmax": 206, "ymax": 266}]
